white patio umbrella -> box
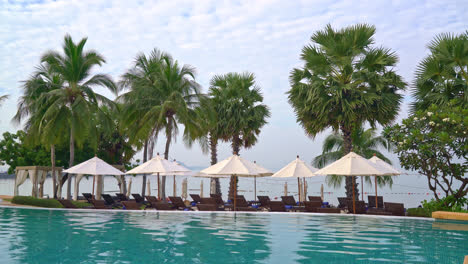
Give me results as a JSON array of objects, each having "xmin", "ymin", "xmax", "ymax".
[
  {"xmin": 200, "ymin": 155, "xmax": 270, "ymax": 211},
  {"xmin": 314, "ymin": 152, "xmax": 387, "ymax": 214},
  {"xmin": 272, "ymin": 156, "xmax": 319, "ymax": 202},
  {"xmin": 126, "ymin": 154, "xmax": 186, "ymax": 199},
  {"xmin": 63, "ymin": 156, "xmax": 124, "ymax": 200},
  {"xmin": 157, "ymin": 160, "xmax": 191, "ymax": 197},
  {"xmin": 368, "ymin": 155, "xmax": 401, "ymax": 207}
]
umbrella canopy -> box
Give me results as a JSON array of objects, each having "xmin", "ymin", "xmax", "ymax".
[
  {"xmin": 157, "ymin": 160, "xmax": 192, "ymax": 176},
  {"xmin": 272, "ymin": 156, "xmax": 319, "ymax": 178},
  {"xmin": 126, "ymin": 154, "xmax": 183, "ymax": 174},
  {"xmin": 63, "ymin": 156, "xmax": 124, "ymax": 176},
  {"xmin": 200, "ymin": 155, "xmax": 270, "ymax": 177},
  {"xmin": 314, "ymin": 152, "xmax": 386, "ymax": 176},
  {"xmin": 368, "ymin": 156, "xmax": 400, "ymax": 176}
]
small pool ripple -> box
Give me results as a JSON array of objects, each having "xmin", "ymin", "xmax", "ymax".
[{"xmin": 0, "ymin": 208, "xmax": 467, "ymax": 263}]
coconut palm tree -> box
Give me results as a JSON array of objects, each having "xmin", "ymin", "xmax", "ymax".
[
  {"xmin": 13, "ymin": 64, "xmax": 65, "ymax": 198},
  {"xmin": 412, "ymin": 31, "xmax": 468, "ymax": 111},
  {"xmin": 209, "ymin": 72, "xmax": 270, "ymax": 199},
  {"xmin": 38, "ymin": 35, "xmax": 116, "ymax": 198},
  {"xmin": 288, "ymin": 24, "xmax": 406, "ymax": 198},
  {"xmin": 120, "ymin": 49, "xmax": 201, "ymax": 199},
  {"xmin": 313, "ymin": 126, "xmax": 394, "ymax": 190}
]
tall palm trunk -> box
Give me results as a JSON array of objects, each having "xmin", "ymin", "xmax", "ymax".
[
  {"xmin": 209, "ymin": 133, "xmax": 221, "ymax": 195},
  {"xmin": 228, "ymin": 134, "xmax": 241, "ymax": 200},
  {"xmin": 340, "ymin": 123, "xmax": 359, "ymax": 199},
  {"xmin": 66, "ymin": 129, "xmax": 74, "ymax": 199},
  {"xmin": 141, "ymin": 140, "xmax": 148, "ymax": 197},
  {"xmin": 162, "ymin": 117, "xmax": 174, "ymax": 200},
  {"xmin": 51, "ymin": 145, "xmax": 57, "ymax": 198}
]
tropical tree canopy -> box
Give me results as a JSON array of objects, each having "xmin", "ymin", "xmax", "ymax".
[
  {"xmin": 209, "ymin": 72, "xmax": 270, "ymax": 155},
  {"xmin": 412, "ymin": 31, "xmax": 468, "ymax": 111},
  {"xmin": 288, "ymin": 24, "xmax": 406, "ymax": 198},
  {"xmin": 38, "ymin": 34, "xmax": 117, "ymax": 167},
  {"xmin": 313, "ymin": 126, "xmax": 394, "ymax": 188}
]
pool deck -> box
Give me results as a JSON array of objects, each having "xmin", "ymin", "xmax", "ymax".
[{"xmin": 432, "ymin": 211, "xmax": 468, "ymax": 221}]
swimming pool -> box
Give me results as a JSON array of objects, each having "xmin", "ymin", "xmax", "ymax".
[{"xmin": 0, "ymin": 207, "xmax": 466, "ymax": 263}]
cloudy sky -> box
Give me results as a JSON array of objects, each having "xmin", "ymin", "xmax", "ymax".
[{"xmin": 1, "ymin": 0, "xmax": 467, "ymax": 171}]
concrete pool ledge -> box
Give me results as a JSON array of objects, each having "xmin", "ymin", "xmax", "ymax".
[
  {"xmin": 432, "ymin": 211, "xmax": 468, "ymax": 221},
  {"xmin": 0, "ymin": 204, "xmax": 433, "ymax": 221}
]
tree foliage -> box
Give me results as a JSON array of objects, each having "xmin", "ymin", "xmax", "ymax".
[
  {"xmin": 384, "ymin": 104, "xmax": 468, "ymax": 200},
  {"xmin": 412, "ymin": 31, "xmax": 468, "ymax": 111}
]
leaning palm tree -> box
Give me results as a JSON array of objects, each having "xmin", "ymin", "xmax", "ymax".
[
  {"xmin": 39, "ymin": 35, "xmax": 117, "ymax": 198},
  {"xmin": 209, "ymin": 72, "xmax": 270, "ymax": 199},
  {"xmin": 288, "ymin": 24, "xmax": 406, "ymax": 198},
  {"xmin": 313, "ymin": 126, "xmax": 394, "ymax": 190},
  {"xmin": 412, "ymin": 31, "xmax": 468, "ymax": 111},
  {"xmin": 13, "ymin": 64, "xmax": 65, "ymax": 198},
  {"xmin": 120, "ymin": 49, "xmax": 201, "ymax": 199}
]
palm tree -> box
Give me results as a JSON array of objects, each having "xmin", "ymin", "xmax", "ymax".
[
  {"xmin": 39, "ymin": 35, "xmax": 116, "ymax": 198},
  {"xmin": 313, "ymin": 127, "xmax": 394, "ymax": 191},
  {"xmin": 288, "ymin": 24, "xmax": 406, "ymax": 198},
  {"xmin": 412, "ymin": 31, "xmax": 468, "ymax": 111},
  {"xmin": 209, "ymin": 72, "xmax": 270, "ymax": 199},
  {"xmin": 13, "ymin": 64, "xmax": 65, "ymax": 198},
  {"xmin": 120, "ymin": 49, "xmax": 201, "ymax": 199}
]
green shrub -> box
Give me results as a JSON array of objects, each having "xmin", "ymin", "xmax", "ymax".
[
  {"xmin": 407, "ymin": 208, "xmax": 431, "ymax": 217},
  {"xmin": 11, "ymin": 196, "xmax": 62, "ymax": 208},
  {"xmin": 71, "ymin": 201, "xmax": 91, "ymax": 208},
  {"xmin": 422, "ymin": 195, "xmax": 468, "ymax": 213}
]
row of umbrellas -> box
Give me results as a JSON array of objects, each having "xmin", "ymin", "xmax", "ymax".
[{"xmin": 64, "ymin": 152, "xmax": 400, "ymax": 213}]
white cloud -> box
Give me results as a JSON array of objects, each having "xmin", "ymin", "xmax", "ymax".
[{"xmin": 0, "ymin": 0, "xmax": 467, "ymax": 171}]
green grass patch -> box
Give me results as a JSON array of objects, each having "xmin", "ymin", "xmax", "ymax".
[
  {"xmin": 11, "ymin": 196, "xmax": 62, "ymax": 208},
  {"xmin": 407, "ymin": 208, "xmax": 433, "ymax": 217},
  {"xmin": 71, "ymin": 201, "xmax": 91, "ymax": 208}
]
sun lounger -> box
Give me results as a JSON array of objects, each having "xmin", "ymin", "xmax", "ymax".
[
  {"xmin": 367, "ymin": 207, "xmax": 392, "ymax": 215},
  {"xmin": 102, "ymin": 194, "xmax": 122, "ymax": 207},
  {"xmin": 233, "ymin": 197, "xmax": 257, "ymax": 211},
  {"xmin": 151, "ymin": 202, "xmax": 175, "ymax": 211},
  {"xmin": 199, "ymin": 197, "xmax": 225, "ymax": 211},
  {"xmin": 132, "ymin": 193, "xmax": 146, "ymax": 204},
  {"xmin": 82, "ymin": 193, "xmax": 94, "ymax": 203},
  {"xmin": 169, "ymin": 196, "xmax": 190, "ymax": 210},
  {"xmin": 338, "ymin": 197, "xmax": 351, "ymax": 209},
  {"xmin": 346, "ymin": 200, "xmax": 366, "ymax": 214},
  {"xmin": 281, "ymin": 196, "xmax": 305, "ymax": 211},
  {"xmin": 58, "ymin": 199, "xmax": 77, "ymax": 209},
  {"xmin": 269, "ymin": 201, "xmax": 287, "ymax": 212},
  {"xmin": 115, "ymin": 193, "xmax": 129, "ymax": 201},
  {"xmin": 257, "ymin": 196, "xmax": 271, "ymax": 208},
  {"xmin": 210, "ymin": 194, "xmax": 225, "ymax": 206},
  {"xmin": 304, "ymin": 201, "xmax": 322, "ymax": 212},
  {"xmin": 316, "ymin": 208, "xmax": 341, "ymax": 213},
  {"xmin": 190, "ymin": 194, "xmax": 202, "ymax": 204},
  {"xmin": 308, "ymin": 196, "xmax": 323, "ymax": 203},
  {"xmin": 91, "ymin": 199, "xmax": 110, "ymax": 209},
  {"xmin": 197, "ymin": 204, "xmax": 219, "ymax": 211},
  {"xmin": 368, "ymin": 196, "xmax": 384, "ymax": 208},
  {"xmin": 384, "ymin": 202, "xmax": 405, "ymax": 216},
  {"xmin": 145, "ymin": 196, "xmax": 159, "ymax": 204},
  {"xmin": 122, "ymin": 201, "xmax": 142, "ymax": 210}
]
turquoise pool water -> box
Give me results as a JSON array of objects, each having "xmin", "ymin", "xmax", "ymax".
[{"xmin": 0, "ymin": 207, "xmax": 467, "ymax": 263}]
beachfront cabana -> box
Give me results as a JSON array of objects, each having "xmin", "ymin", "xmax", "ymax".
[
  {"xmin": 200, "ymin": 155, "xmax": 270, "ymax": 210},
  {"xmin": 272, "ymin": 155, "xmax": 319, "ymax": 202},
  {"xmin": 63, "ymin": 156, "xmax": 125, "ymax": 200},
  {"xmin": 14, "ymin": 166, "xmax": 64, "ymax": 198},
  {"xmin": 314, "ymin": 152, "xmax": 386, "ymax": 214}
]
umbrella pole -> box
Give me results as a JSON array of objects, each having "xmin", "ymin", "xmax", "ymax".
[
  {"xmin": 352, "ymin": 176, "xmax": 356, "ymax": 214},
  {"xmin": 361, "ymin": 176, "xmax": 364, "ymax": 201},
  {"xmin": 375, "ymin": 176, "xmax": 378, "ymax": 208},
  {"xmin": 297, "ymin": 177, "xmax": 301, "ymax": 202},
  {"xmin": 173, "ymin": 175, "xmax": 176, "ymax": 196},
  {"xmin": 92, "ymin": 175, "xmax": 96, "ymax": 198},
  {"xmin": 254, "ymin": 176, "xmax": 257, "ymax": 201},
  {"xmin": 157, "ymin": 172, "xmax": 161, "ymax": 200}
]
